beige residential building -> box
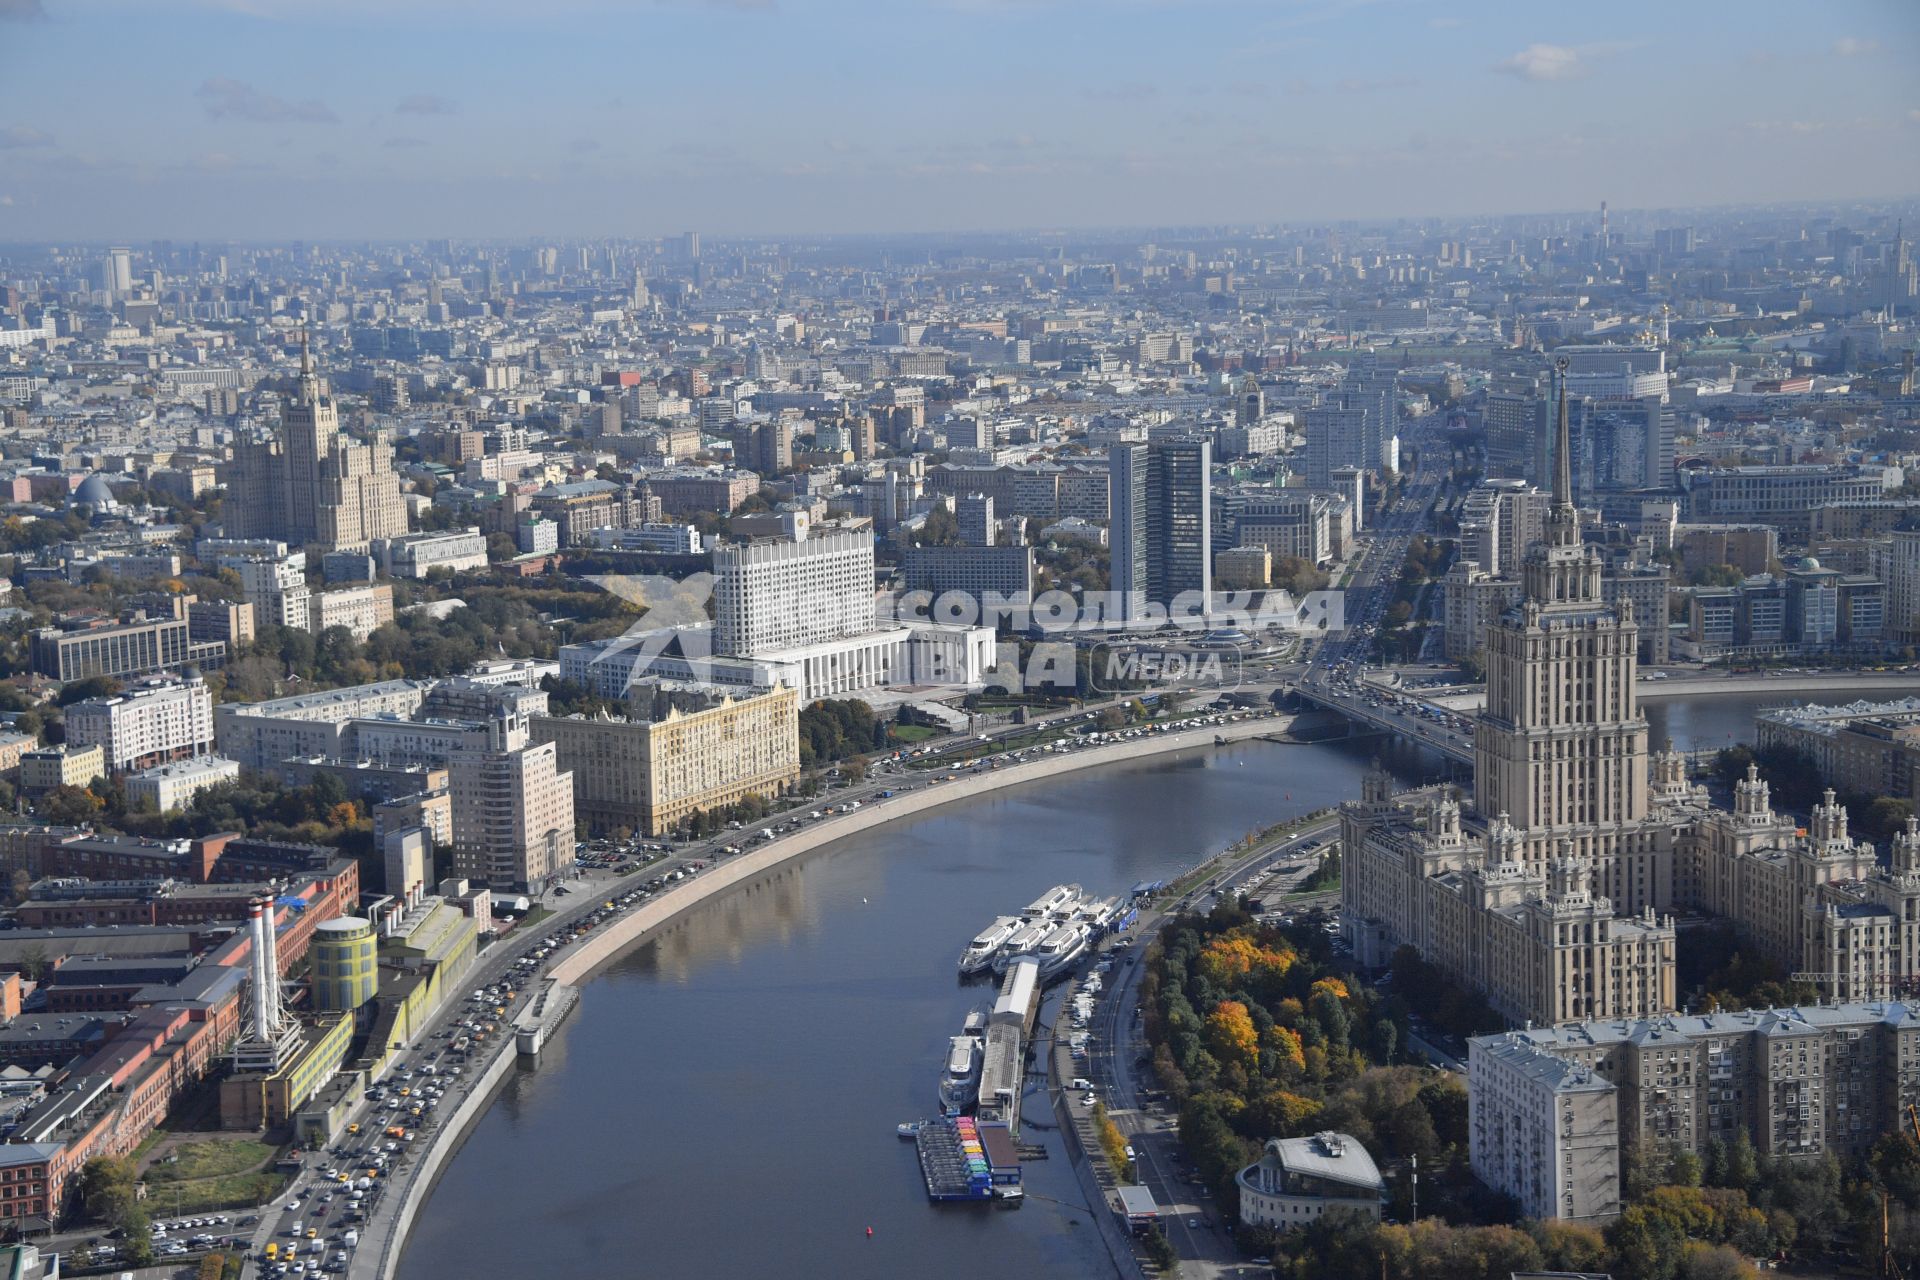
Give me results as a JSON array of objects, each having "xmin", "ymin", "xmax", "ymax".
[
  {"xmin": 448, "ymin": 722, "xmax": 575, "ymax": 892},
  {"xmin": 373, "ymin": 788, "xmax": 452, "ymax": 851},
  {"xmin": 1468, "ymin": 1035, "xmax": 1620, "ymax": 1222},
  {"xmin": 532, "ymin": 686, "xmax": 800, "ymax": 836},
  {"xmin": 0, "ymin": 732, "xmax": 37, "ymax": 775},
  {"xmin": 1755, "ymin": 699, "xmax": 1920, "ymax": 805},
  {"xmin": 1471, "ymin": 1002, "xmax": 1920, "ymax": 1220},
  {"xmin": 313, "ymin": 583, "xmax": 394, "ymax": 640},
  {"xmin": 21, "ymin": 744, "xmax": 106, "ymax": 794},
  {"xmin": 1871, "ymin": 529, "xmax": 1920, "ymax": 645},
  {"xmin": 125, "ymin": 755, "xmax": 241, "ymax": 812},
  {"xmin": 213, "ymin": 679, "xmax": 429, "ymax": 770},
  {"xmin": 187, "ymin": 599, "xmax": 256, "ymax": 649},
  {"xmin": 63, "ymin": 675, "xmax": 216, "ymax": 772}
]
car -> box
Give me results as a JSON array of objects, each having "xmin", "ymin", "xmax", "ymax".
[
  {"xmin": 1124, "ymin": 1145, "xmax": 1136, "ymax": 1160},
  {"xmin": 1188, "ymin": 1218, "xmax": 1201, "ymax": 1228}
]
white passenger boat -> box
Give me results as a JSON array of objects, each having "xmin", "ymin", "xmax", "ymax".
[
  {"xmin": 1020, "ymin": 884, "xmax": 1081, "ymax": 921},
  {"xmin": 1033, "ymin": 923, "xmax": 1090, "ymax": 981},
  {"xmin": 991, "ymin": 921, "xmax": 1050, "ymax": 973},
  {"xmin": 957, "ymin": 916, "xmax": 1022, "ymax": 974},
  {"xmin": 938, "ymin": 1034, "xmax": 982, "ymax": 1114}
]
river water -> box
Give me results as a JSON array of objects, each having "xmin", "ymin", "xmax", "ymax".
[
  {"xmin": 1642, "ymin": 690, "xmax": 1803, "ymax": 755},
  {"xmin": 394, "ymin": 695, "xmax": 1784, "ymax": 1280},
  {"xmin": 394, "ymin": 737, "xmax": 1404, "ymax": 1280}
]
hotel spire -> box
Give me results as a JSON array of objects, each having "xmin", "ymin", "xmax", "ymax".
[
  {"xmin": 297, "ymin": 329, "xmax": 319, "ymax": 405},
  {"xmin": 1549, "ymin": 355, "xmax": 1578, "ymax": 547}
]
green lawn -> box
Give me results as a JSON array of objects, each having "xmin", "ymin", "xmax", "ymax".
[
  {"xmin": 142, "ymin": 1138, "xmax": 289, "ymax": 1215},
  {"xmin": 146, "ymin": 1139, "xmax": 275, "ymax": 1183},
  {"xmin": 891, "ymin": 723, "xmax": 940, "ymax": 743}
]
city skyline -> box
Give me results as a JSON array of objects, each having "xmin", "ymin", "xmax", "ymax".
[{"xmin": 0, "ymin": 0, "xmax": 1915, "ymax": 240}]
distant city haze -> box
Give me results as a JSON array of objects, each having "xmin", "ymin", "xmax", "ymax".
[{"xmin": 0, "ymin": 0, "xmax": 1916, "ymax": 240}]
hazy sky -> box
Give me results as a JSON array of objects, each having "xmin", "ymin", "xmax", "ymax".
[{"xmin": 0, "ymin": 0, "xmax": 1916, "ymax": 242}]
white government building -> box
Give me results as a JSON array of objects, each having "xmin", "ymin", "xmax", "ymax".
[{"xmin": 561, "ymin": 528, "xmax": 993, "ymax": 701}]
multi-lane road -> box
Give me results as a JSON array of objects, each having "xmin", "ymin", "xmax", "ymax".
[{"xmin": 1075, "ymin": 820, "xmax": 1339, "ymax": 1280}]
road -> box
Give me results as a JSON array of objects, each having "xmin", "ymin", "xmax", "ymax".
[
  {"xmin": 1075, "ymin": 818, "xmax": 1339, "ymax": 1280},
  {"xmin": 1058, "ymin": 428, "xmax": 1448, "ymax": 1279}
]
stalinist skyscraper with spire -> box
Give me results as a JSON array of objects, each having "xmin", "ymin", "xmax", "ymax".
[
  {"xmin": 224, "ymin": 335, "xmax": 409, "ymax": 553},
  {"xmin": 1473, "ymin": 359, "xmax": 1654, "ymax": 906},
  {"xmin": 1340, "ymin": 365, "xmax": 1920, "ymax": 1028}
]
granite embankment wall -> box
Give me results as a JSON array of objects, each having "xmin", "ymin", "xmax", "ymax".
[
  {"xmin": 372, "ymin": 711, "xmax": 1299, "ymax": 1279},
  {"xmin": 546, "ymin": 712, "xmax": 1296, "ymax": 987}
]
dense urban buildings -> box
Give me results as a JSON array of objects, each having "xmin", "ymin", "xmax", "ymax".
[{"xmin": 0, "ymin": 177, "xmax": 1913, "ymax": 1265}]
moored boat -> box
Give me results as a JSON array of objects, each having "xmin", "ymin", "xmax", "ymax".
[
  {"xmin": 957, "ymin": 915, "xmax": 1022, "ymax": 974},
  {"xmin": 938, "ymin": 1034, "xmax": 982, "ymax": 1115}
]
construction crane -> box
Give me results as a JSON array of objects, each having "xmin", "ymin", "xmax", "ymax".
[{"xmin": 1886, "ymin": 1189, "xmax": 1907, "ymax": 1280}]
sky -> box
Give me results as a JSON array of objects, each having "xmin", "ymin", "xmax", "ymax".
[{"xmin": 0, "ymin": 0, "xmax": 1916, "ymax": 242}]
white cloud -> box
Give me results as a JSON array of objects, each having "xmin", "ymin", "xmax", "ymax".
[
  {"xmin": 1832, "ymin": 37, "xmax": 1879, "ymax": 57},
  {"xmin": 1494, "ymin": 40, "xmax": 1640, "ymax": 82},
  {"xmin": 1494, "ymin": 43, "xmax": 1583, "ymax": 81}
]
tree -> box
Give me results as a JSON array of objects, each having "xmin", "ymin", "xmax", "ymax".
[
  {"xmin": 1856, "ymin": 795, "xmax": 1915, "ymax": 844},
  {"xmin": 14, "ymin": 944, "xmax": 48, "ymax": 983},
  {"xmin": 1726, "ymin": 1130, "xmax": 1759, "ymax": 1191},
  {"xmin": 1369, "ymin": 1018, "xmax": 1397, "ymax": 1065},
  {"xmin": 1456, "ymin": 649, "xmax": 1485, "ymax": 682},
  {"xmin": 1247, "ymin": 1088, "xmax": 1323, "ymax": 1137},
  {"xmin": 56, "ymin": 675, "xmax": 121, "ymax": 706},
  {"xmin": 78, "ymin": 1156, "xmax": 137, "ymax": 1225},
  {"xmin": 1529, "ymin": 1219, "xmax": 1609, "ymax": 1273},
  {"xmin": 1690, "ymin": 563, "xmax": 1746, "ymax": 588},
  {"xmin": 1607, "ymin": 1203, "xmax": 1686, "ymax": 1280},
  {"xmin": 1703, "ymin": 1135, "xmax": 1729, "ymax": 1187},
  {"xmin": 1672, "ymin": 1145, "xmax": 1705, "ymax": 1188},
  {"xmin": 1677, "ymin": 1242, "xmax": 1755, "ymax": 1280},
  {"xmin": 1206, "ymin": 1001, "xmax": 1260, "ymax": 1072},
  {"xmin": 1140, "ymin": 1227, "xmax": 1175, "ymax": 1270},
  {"xmin": 1262, "ymin": 1024, "xmax": 1306, "ymax": 1079},
  {"xmin": 1309, "ymin": 989, "xmax": 1350, "ymax": 1052},
  {"xmin": 41, "ymin": 783, "xmax": 103, "ymax": 827}
]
